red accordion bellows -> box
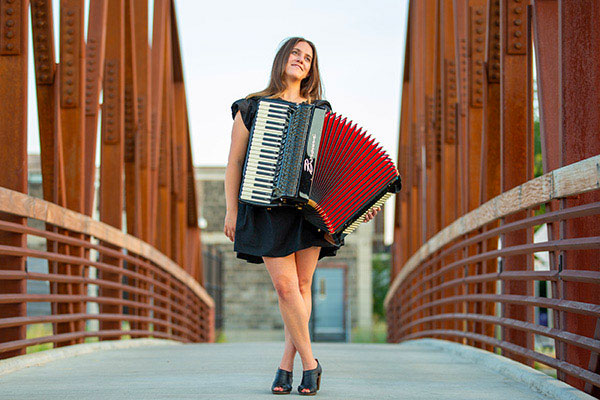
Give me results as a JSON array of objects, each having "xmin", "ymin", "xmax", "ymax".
[{"xmin": 309, "ymin": 112, "xmax": 399, "ymax": 234}]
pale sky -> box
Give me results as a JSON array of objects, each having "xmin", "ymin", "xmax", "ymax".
[{"xmin": 26, "ymin": 0, "xmax": 409, "ymax": 243}]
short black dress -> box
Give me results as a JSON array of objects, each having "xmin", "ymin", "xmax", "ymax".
[{"xmin": 231, "ymin": 96, "xmax": 343, "ymax": 264}]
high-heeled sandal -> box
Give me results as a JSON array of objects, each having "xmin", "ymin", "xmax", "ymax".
[
  {"xmin": 297, "ymin": 358, "xmax": 322, "ymax": 396},
  {"xmin": 271, "ymin": 367, "xmax": 293, "ymax": 394}
]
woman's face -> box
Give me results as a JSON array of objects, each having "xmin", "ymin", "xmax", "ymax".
[{"xmin": 284, "ymin": 41, "xmax": 313, "ymax": 81}]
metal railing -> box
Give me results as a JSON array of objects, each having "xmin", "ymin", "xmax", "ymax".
[
  {"xmin": 0, "ymin": 186, "xmax": 214, "ymax": 357},
  {"xmin": 385, "ymin": 155, "xmax": 600, "ymax": 392}
]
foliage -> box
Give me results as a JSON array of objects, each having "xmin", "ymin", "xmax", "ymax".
[{"xmin": 372, "ymin": 252, "xmax": 391, "ymax": 321}]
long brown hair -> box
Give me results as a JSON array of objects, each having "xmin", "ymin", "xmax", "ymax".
[{"xmin": 246, "ymin": 37, "xmax": 323, "ymax": 103}]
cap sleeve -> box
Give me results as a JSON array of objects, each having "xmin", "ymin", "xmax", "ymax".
[
  {"xmin": 313, "ymin": 99, "xmax": 332, "ymax": 112},
  {"xmin": 231, "ymin": 97, "xmax": 257, "ymax": 131}
]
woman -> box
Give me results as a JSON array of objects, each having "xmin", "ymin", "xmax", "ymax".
[{"xmin": 224, "ymin": 37, "xmax": 379, "ymax": 396}]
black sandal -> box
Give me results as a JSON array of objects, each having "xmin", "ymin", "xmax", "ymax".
[
  {"xmin": 297, "ymin": 358, "xmax": 322, "ymax": 396},
  {"xmin": 271, "ymin": 367, "xmax": 293, "ymax": 394}
]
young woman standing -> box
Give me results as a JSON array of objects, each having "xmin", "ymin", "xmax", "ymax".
[{"xmin": 224, "ymin": 37, "xmax": 379, "ymax": 395}]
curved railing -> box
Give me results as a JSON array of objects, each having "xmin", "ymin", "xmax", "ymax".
[
  {"xmin": 0, "ymin": 187, "xmax": 214, "ymax": 357},
  {"xmin": 384, "ymin": 155, "xmax": 600, "ymax": 390}
]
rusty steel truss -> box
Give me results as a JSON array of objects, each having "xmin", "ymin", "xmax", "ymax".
[
  {"xmin": 387, "ymin": 0, "xmax": 600, "ymax": 396},
  {"xmin": 0, "ymin": 0, "xmax": 212, "ymax": 358}
]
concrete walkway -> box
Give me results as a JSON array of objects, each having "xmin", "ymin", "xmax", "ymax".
[{"xmin": 0, "ymin": 338, "xmax": 592, "ymax": 400}]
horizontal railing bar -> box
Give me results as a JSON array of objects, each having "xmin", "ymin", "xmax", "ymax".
[
  {"xmin": 398, "ymin": 313, "xmax": 600, "ymax": 354},
  {"xmin": 0, "ymin": 186, "xmax": 213, "ymax": 308},
  {"xmin": 0, "ymin": 294, "xmax": 196, "ymax": 334},
  {"xmin": 0, "ymin": 311, "xmax": 202, "ymax": 340},
  {"xmin": 422, "ymin": 202, "xmax": 600, "ymax": 271},
  {"xmin": 0, "ymin": 312, "xmax": 180, "ymax": 329},
  {"xmin": 559, "ymin": 270, "xmax": 600, "ymax": 284},
  {"xmin": 398, "ymin": 269, "xmax": 600, "ymax": 309},
  {"xmin": 0, "ymin": 244, "xmax": 150, "ymax": 284},
  {"xmin": 399, "ymin": 270, "xmax": 556, "ymax": 309},
  {"xmin": 0, "ymin": 269, "xmax": 201, "ymax": 314},
  {"xmin": 0, "ymin": 247, "xmax": 197, "ymax": 308},
  {"xmin": 0, "ymin": 219, "xmax": 155, "ymax": 273},
  {"xmin": 0, "ymin": 329, "xmax": 186, "ymax": 354},
  {"xmin": 385, "ymin": 154, "xmax": 600, "ymax": 308},
  {"xmin": 400, "ymin": 237, "xmax": 600, "ymax": 299},
  {"xmin": 400, "ymin": 330, "xmax": 600, "ymax": 388},
  {"xmin": 399, "ymin": 293, "xmax": 600, "ymax": 321},
  {"xmin": 0, "ymin": 270, "xmax": 154, "ymax": 298}
]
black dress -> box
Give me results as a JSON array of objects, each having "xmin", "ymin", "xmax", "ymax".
[{"xmin": 231, "ymin": 96, "xmax": 343, "ymax": 264}]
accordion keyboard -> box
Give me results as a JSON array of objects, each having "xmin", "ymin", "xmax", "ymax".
[{"xmin": 240, "ymin": 100, "xmax": 292, "ymax": 204}]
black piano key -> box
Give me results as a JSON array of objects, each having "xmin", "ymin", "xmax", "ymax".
[
  {"xmin": 262, "ymin": 132, "xmax": 282, "ymax": 139},
  {"xmin": 265, "ymin": 120, "xmax": 286, "ymax": 128},
  {"xmin": 255, "ymin": 165, "xmax": 275, "ymax": 173},
  {"xmin": 250, "ymin": 189, "xmax": 270, "ymax": 196},
  {"xmin": 250, "ymin": 195, "xmax": 271, "ymax": 202}
]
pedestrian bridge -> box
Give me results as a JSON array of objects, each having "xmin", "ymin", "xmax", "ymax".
[
  {"xmin": 1, "ymin": 1, "xmax": 599, "ymax": 400},
  {"xmin": 0, "ymin": 338, "xmax": 589, "ymax": 400}
]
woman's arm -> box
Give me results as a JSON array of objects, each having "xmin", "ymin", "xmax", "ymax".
[{"xmin": 223, "ymin": 111, "xmax": 250, "ymax": 242}]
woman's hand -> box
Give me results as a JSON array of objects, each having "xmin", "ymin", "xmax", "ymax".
[
  {"xmin": 363, "ymin": 206, "xmax": 381, "ymax": 223},
  {"xmin": 224, "ymin": 210, "xmax": 237, "ymax": 242}
]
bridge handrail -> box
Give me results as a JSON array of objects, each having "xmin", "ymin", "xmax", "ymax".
[
  {"xmin": 0, "ymin": 186, "xmax": 214, "ymax": 309},
  {"xmin": 384, "ymin": 154, "xmax": 600, "ymax": 308}
]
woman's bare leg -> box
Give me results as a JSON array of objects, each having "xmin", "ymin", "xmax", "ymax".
[
  {"xmin": 272, "ymin": 247, "xmax": 320, "ymax": 393},
  {"xmin": 264, "ymin": 252, "xmax": 318, "ymax": 389}
]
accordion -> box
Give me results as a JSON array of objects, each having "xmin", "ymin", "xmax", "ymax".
[{"xmin": 239, "ymin": 97, "xmax": 402, "ymax": 244}]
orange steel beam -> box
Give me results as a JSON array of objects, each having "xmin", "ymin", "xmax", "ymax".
[
  {"xmin": 98, "ymin": 0, "xmax": 125, "ymax": 340},
  {"xmin": 453, "ymin": 0, "xmax": 469, "ymax": 345},
  {"xmin": 477, "ymin": 0, "xmax": 501, "ymax": 352},
  {"xmin": 411, "ymin": 0, "xmax": 425, "ymax": 335},
  {"xmin": 59, "ymin": 0, "xmax": 85, "ymax": 214},
  {"xmin": 83, "ymin": 0, "xmax": 107, "ymax": 216},
  {"xmin": 130, "ymin": 0, "xmax": 151, "ymax": 336},
  {"xmin": 454, "ymin": 0, "xmax": 468, "ymax": 220},
  {"xmin": 124, "ymin": 0, "xmax": 141, "ymax": 238},
  {"xmin": 123, "ymin": 0, "xmax": 144, "ymax": 338},
  {"xmin": 153, "ymin": 1, "xmax": 172, "ymax": 335},
  {"xmin": 531, "ymin": 0, "xmax": 563, "ymax": 381},
  {"xmin": 171, "ymin": 6, "xmax": 188, "ymax": 269},
  {"xmin": 499, "ymin": 0, "xmax": 534, "ymax": 366},
  {"xmin": 186, "ymin": 137, "xmax": 202, "ymax": 281},
  {"xmin": 465, "ymin": 1, "xmax": 487, "ymax": 348},
  {"xmin": 423, "ymin": 0, "xmax": 438, "ymax": 335},
  {"xmin": 440, "ymin": 0, "xmax": 460, "ymax": 339},
  {"xmin": 54, "ymin": 0, "xmax": 87, "ymax": 346},
  {"xmin": 30, "ymin": 0, "xmax": 70, "ymax": 346},
  {"xmin": 0, "ymin": 0, "xmax": 28, "ymax": 359},
  {"xmin": 558, "ymin": 1, "xmax": 600, "ymax": 393},
  {"xmin": 31, "ymin": 0, "xmax": 65, "ymax": 207},
  {"xmin": 150, "ymin": 0, "xmax": 167, "ymax": 248},
  {"xmin": 157, "ymin": 9, "xmax": 173, "ymax": 258},
  {"xmin": 393, "ymin": 30, "xmax": 411, "ymax": 280},
  {"xmin": 424, "ymin": 0, "xmax": 440, "ymax": 242},
  {"xmin": 133, "ymin": 1, "xmax": 152, "ymax": 244}
]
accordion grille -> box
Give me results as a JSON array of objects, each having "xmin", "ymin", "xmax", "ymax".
[{"xmin": 309, "ymin": 112, "xmax": 399, "ymax": 234}]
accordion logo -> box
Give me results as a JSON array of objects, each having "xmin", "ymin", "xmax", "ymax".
[{"xmin": 304, "ymin": 158, "xmax": 314, "ymax": 175}]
